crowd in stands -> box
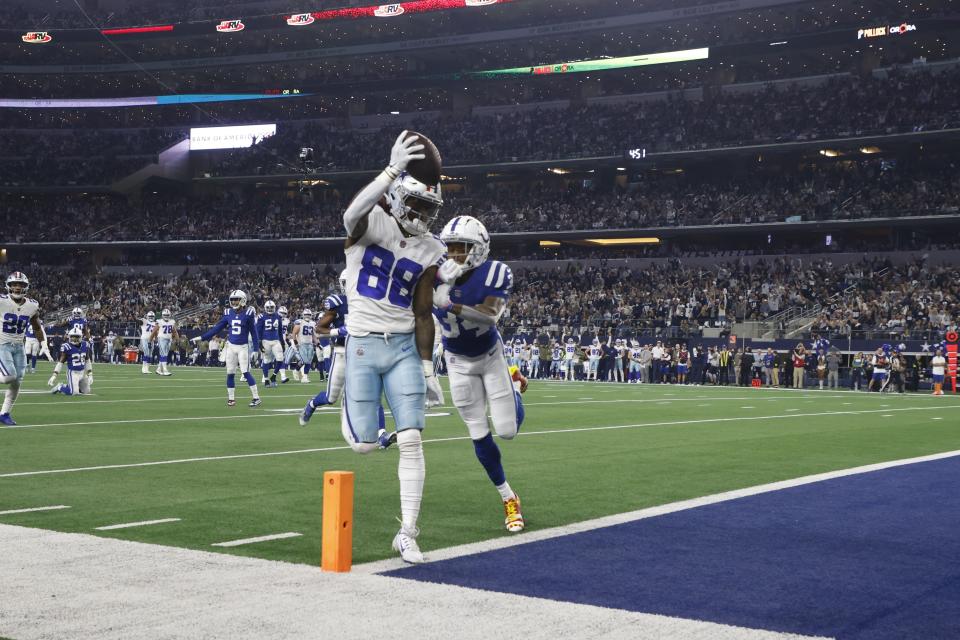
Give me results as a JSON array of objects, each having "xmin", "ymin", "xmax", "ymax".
[
  {"xmin": 12, "ymin": 255, "xmax": 956, "ymax": 345},
  {"xmin": 210, "ymin": 67, "xmax": 960, "ymax": 174},
  {"xmin": 3, "ymin": 154, "xmax": 957, "ymax": 240}
]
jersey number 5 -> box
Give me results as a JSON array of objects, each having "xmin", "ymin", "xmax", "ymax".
[{"xmin": 357, "ymin": 244, "xmax": 423, "ymax": 309}]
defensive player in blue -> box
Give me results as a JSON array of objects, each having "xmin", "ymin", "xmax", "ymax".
[
  {"xmin": 256, "ymin": 300, "xmax": 287, "ymax": 387},
  {"xmin": 300, "ymin": 272, "xmax": 389, "ymax": 433},
  {"xmin": 433, "ymin": 215, "xmax": 527, "ymax": 533},
  {"xmin": 67, "ymin": 307, "xmax": 91, "ymax": 341},
  {"xmin": 48, "ymin": 327, "xmax": 93, "ymax": 396},
  {"xmin": 24, "ymin": 321, "xmax": 41, "ymax": 373},
  {"xmin": 192, "ymin": 290, "xmax": 262, "ymax": 407}
]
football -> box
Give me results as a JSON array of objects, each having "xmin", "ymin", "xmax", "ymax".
[{"xmin": 403, "ymin": 130, "xmax": 442, "ymax": 185}]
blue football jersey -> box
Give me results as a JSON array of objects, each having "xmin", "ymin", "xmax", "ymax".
[
  {"xmin": 257, "ymin": 312, "xmax": 284, "ymax": 342},
  {"xmin": 202, "ymin": 306, "xmax": 259, "ymax": 348},
  {"xmin": 60, "ymin": 340, "xmax": 91, "ymax": 371},
  {"xmin": 25, "ymin": 323, "xmax": 35, "ymax": 339},
  {"xmin": 67, "ymin": 317, "xmax": 87, "ymax": 335},
  {"xmin": 434, "ymin": 260, "xmax": 512, "ymax": 358},
  {"xmin": 323, "ymin": 293, "xmax": 348, "ymax": 347}
]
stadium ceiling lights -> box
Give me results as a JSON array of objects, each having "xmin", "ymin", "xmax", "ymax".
[
  {"xmin": 860, "ymin": 146, "xmax": 882, "ymax": 154},
  {"xmin": 539, "ymin": 241, "xmax": 561, "ymax": 247}
]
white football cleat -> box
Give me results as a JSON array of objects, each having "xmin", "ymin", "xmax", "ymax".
[
  {"xmin": 301, "ymin": 375, "xmax": 310, "ymax": 384},
  {"xmin": 392, "ymin": 526, "xmax": 424, "ymax": 564}
]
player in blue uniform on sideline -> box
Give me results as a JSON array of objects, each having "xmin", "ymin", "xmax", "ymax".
[
  {"xmin": 433, "ymin": 215, "xmax": 527, "ymax": 533},
  {"xmin": 192, "ymin": 290, "xmax": 262, "ymax": 407},
  {"xmin": 256, "ymin": 300, "xmax": 287, "ymax": 387}
]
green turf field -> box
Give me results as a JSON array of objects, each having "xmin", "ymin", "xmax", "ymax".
[{"xmin": 1, "ymin": 365, "xmax": 958, "ymax": 565}]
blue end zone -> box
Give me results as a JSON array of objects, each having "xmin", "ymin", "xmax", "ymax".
[{"xmin": 387, "ymin": 457, "xmax": 960, "ymax": 639}]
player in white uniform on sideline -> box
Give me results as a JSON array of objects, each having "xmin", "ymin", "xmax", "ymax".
[
  {"xmin": 24, "ymin": 321, "xmax": 41, "ymax": 373},
  {"xmin": 1, "ymin": 272, "xmax": 50, "ymax": 425},
  {"xmin": 564, "ymin": 337, "xmax": 577, "ymax": 381},
  {"xmin": 340, "ymin": 130, "xmax": 461, "ymax": 563},
  {"xmin": 433, "ymin": 215, "xmax": 527, "ymax": 532},
  {"xmin": 149, "ymin": 309, "xmax": 178, "ymax": 376},
  {"xmin": 104, "ymin": 330, "xmax": 118, "ymax": 364},
  {"xmin": 140, "ymin": 311, "xmax": 157, "ymax": 374},
  {"xmin": 279, "ymin": 305, "xmax": 301, "ymax": 381},
  {"xmin": 292, "ymin": 310, "xmax": 317, "ymax": 383},
  {"xmin": 48, "ymin": 327, "xmax": 94, "ymax": 396}
]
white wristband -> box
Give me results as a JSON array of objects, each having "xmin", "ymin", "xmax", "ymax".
[
  {"xmin": 422, "ymin": 360, "xmax": 434, "ymax": 377},
  {"xmin": 53, "ymin": 362, "xmax": 62, "ymax": 374},
  {"xmin": 383, "ymin": 165, "xmax": 401, "ymax": 181}
]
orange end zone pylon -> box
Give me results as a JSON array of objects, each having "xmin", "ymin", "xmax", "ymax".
[{"xmin": 321, "ymin": 470, "xmax": 354, "ymax": 572}]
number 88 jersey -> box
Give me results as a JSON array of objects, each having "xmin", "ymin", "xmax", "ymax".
[
  {"xmin": 344, "ymin": 206, "xmax": 445, "ymax": 336},
  {"xmin": 0, "ymin": 294, "xmax": 40, "ymax": 345}
]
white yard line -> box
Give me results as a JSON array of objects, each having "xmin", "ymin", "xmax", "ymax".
[
  {"xmin": 15, "ymin": 394, "xmax": 318, "ymax": 406},
  {"xmin": 211, "ymin": 532, "xmax": 302, "ymax": 547},
  {"xmin": 0, "ymin": 505, "xmax": 70, "ymax": 515},
  {"xmin": 356, "ymin": 447, "xmax": 960, "ymax": 575},
  {"xmin": 95, "ymin": 518, "xmax": 181, "ymax": 531},
  {"xmin": 3, "ymin": 405, "xmax": 957, "ymax": 479}
]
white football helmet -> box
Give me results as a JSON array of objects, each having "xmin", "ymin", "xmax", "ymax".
[
  {"xmin": 440, "ymin": 215, "xmax": 490, "ymax": 271},
  {"xmin": 302, "ymin": 309, "xmax": 314, "ymax": 320},
  {"xmin": 72, "ymin": 307, "xmax": 83, "ymax": 319},
  {"xmin": 264, "ymin": 300, "xmax": 276, "ymax": 314},
  {"xmin": 338, "ymin": 270, "xmax": 347, "ymax": 295},
  {"xmin": 229, "ymin": 290, "xmax": 247, "ymax": 310},
  {"xmin": 386, "ymin": 173, "xmax": 443, "ymax": 236},
  {"xmin": 67, "ymin": 326, "xmax": 83, "ymax": 345},
  {"xmin": 161, "ymin": 308, "xmax": 171, "ymax": 320},
  {"xmin": 146, "ymin": 311, "xmax": 156, "ymax": 321},
  {"xmin": 278, "ymin": 306, "xmax": 288, "ymax": 318},
  {"xmin": 5, "ymin": 272, "xmax": 29, "ymax": 301}
]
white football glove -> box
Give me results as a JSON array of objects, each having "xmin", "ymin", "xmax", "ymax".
[
  {"xmin": 389, "ymin": 130, "xmax": 425, "ymax": 173},
  {"xmin": 47, "ymin": 374, "xmax": 58, "ymax": 387},
  {"xmin": 433, "ymin": 283, "xmax": 453, "ymax": 310},
  {"xmin": 40, "ymin": 341, "xmax": 53, "ymax": 362},
  {"xmin": 87, "ymin": 371, "xmax": 94, "ymax": 386},
  {"xmin": 423, "ymin": 360, "xmax": 444, "ymax": 408},
  {"xmin": 436, "ymin": 259, "xmax": 463, "ymax": 284}
]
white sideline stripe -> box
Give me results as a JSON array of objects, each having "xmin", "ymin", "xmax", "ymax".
[
  {"xmin": 355, "ymin": 447, "xmax": 960, "ymax": 575},
  {"xmin": 2, "ymin": 405, "xmax": 957, "ymax": 478},
  {"xmin": 0, "ymin": 505, "xmax": 70, "ymax": 515},
  {"xmin": 211, "ymin": 532, "xmax": 301, "ymax": 547},
  {"xmin": 95, "ymin": 518, "xmax": 181, "ymax": 531},
  {"xmin": 4, "ymin": 413, "xmax": 293, "ymax": 430}
]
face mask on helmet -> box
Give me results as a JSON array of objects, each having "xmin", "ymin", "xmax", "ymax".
[
  {"xmin": 68, "ymin": 329, "xmax": 82, "ymax": 345},
  {"xmin": 265, "ymin": 301, "xmax": 276, "ymax": 314},
  {"xmin": 338, "ymin": 271, "xmax": 348, "ymax": 295},
  {"xmin": 388, "ymin": 175, "xmax": 442, "ymax": 235},
  {"xmin": 5, "ymin": 274, "xmax": 28, "ymax": 301},
  {"xmin": 441, "ymin": 216, "xmax": 490, "ymax": 271},
  {"xmin": 146, "ymin": 312, "xmax": 156, "ymax": 321}
]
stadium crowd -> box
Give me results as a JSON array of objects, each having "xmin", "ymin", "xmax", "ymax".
[
  {"xmin": 15, "ymin": 255, "xmax": 956, "ymax": 344},
  {"xmin": 3, "ymin": 155, "xmax": 957, "ymax": 240},
  {"xmin": 1, "ymin": 64, "xmax": 959, "ymax": 186}
]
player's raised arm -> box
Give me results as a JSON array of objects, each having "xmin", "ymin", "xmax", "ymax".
[{"xmin": 344, "ymin": 130, "xmax": 424, "ymax": 241}]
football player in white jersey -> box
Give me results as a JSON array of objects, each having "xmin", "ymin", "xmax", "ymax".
[
  {"xmin": 24, "ymin": 321, "xmax": 41, "ymax": 373},
  {"xmin": 564, "ymin": 337, "xmax": 577, "ymax": 381},
  {"xmin": 340, "ymin": 130, "xmax": 460, "ymax": 563},
  {"xmin": 279, "ymin": 305, "xmax": 300, "ymax": 381},
  {"xmin": 149, "ymin": 309, "xmax": 178, "ymax": 376},
  {"xmin": 292, "ymin": 309, "xmax": 317, "ymax": 383},
  {"xmin": 434, "ymin": 215, "xmax": 527, "ymax": 533},
  {"xmin": 1, "ymin": 272, "xmax": 49, "ymax": 425},
  {"xmin": 140, "ymin": 311, "xmax": 157, "ymax": 374}
]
